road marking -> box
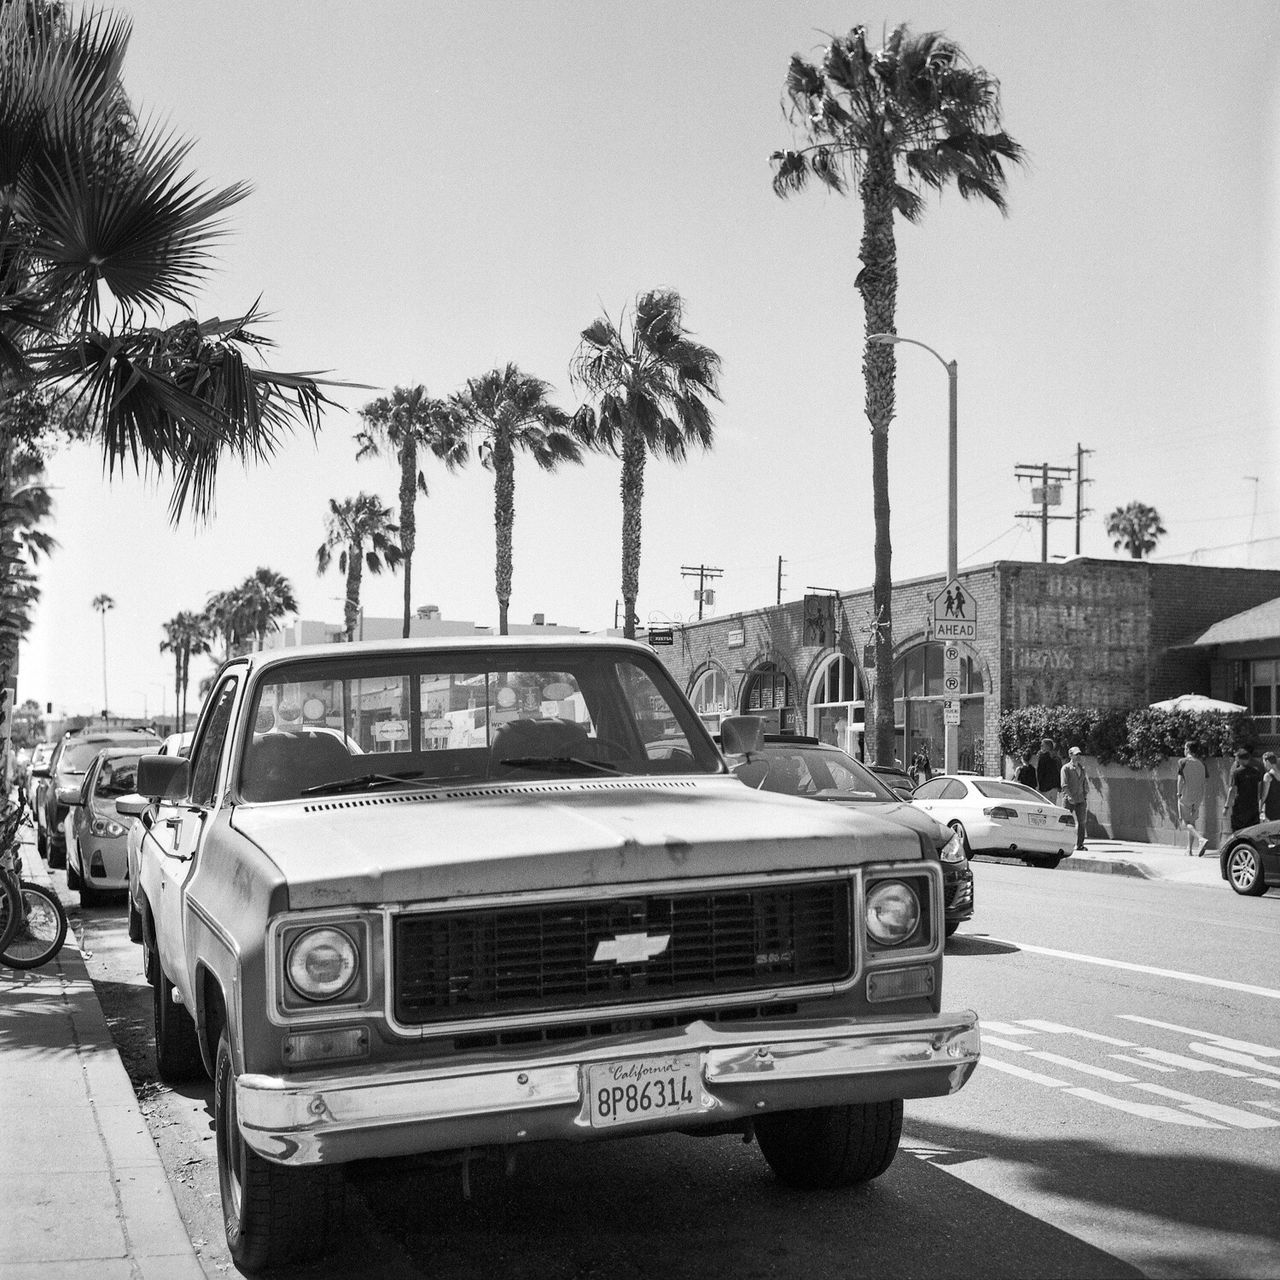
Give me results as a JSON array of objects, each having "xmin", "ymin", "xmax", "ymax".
[
  {"xmin": 981, "ymin": 1021, "xmax": 1039, "ymax": 1036},
  {"xmin": 1127, "ymin": 1048, "xmax": 1251, "ymax": 1078},
  {"xmin": 981, "ymin": 1057, "xmax": 1068, "ymax": 1087},
  {"xmin": 1027, "ymin": 1051, "xmax": 1136, "ymax": 1083},
  {"xmin": 1111, "ymin": 1054, "xmax": 1176, "ymax": 1073},
  {"xmin": 1016, "ymin": 1019, "xmax": 1136, "ymax": 1046},
  {"xmin": 1248, "ymin": 1077, "xmax": 1280, "ymax": 1091},
  {"xmin": 1065, "ymin": 1087, "xmax": 1224, "ymax": 1128},
  {"xmin": 983, "ymin": 1035, "xmax": 1034, "ymax": 1053},
  {"xmin": 1129, "ymin": 1083, "xmax": 1280, "ymax": 1129},
  {"xmin": 1118, "ymin": 1017, "xmax": 1280, "ymax": 1055},
  {"xmin": 990, "ymin": 942, "xmax": 1280, "ymax": 1001},
  {"xmin": 1246, "ymin": 1100, "xmax": 1280, "ymax": 1115},
  {"xmin": 1189, "ymin": 1043, "xmax": 1280, "ymax": 1076}
]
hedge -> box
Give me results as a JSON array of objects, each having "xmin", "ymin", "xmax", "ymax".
[{"xmin": 998, "ymin": 706, "xmax": 1259, "ymax": 769}]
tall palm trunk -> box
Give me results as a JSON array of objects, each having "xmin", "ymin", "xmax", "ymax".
[
  {"xmin": 860, "ymin": 145, "xmax": 898, "ymax": 766},
  {"xmin": 398, "ymin": 440, "xmax": 417, "ymax": 638},
  {"xmin": 493, "ymin": 435, "xmax": 514, "ymax": 635},
  {"xmin": 620, "ymin": 428, "xmax": 647, "ymax": 640},
  {"xmin": 344, "ymin": 556, "xmax": 363, "ymax": 641}
]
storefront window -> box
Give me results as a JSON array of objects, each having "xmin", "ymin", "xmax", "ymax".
[
  {"xmin": 743, "ymin": 663, "xmax": 797, "ymax": 734},
  {"xmin": 892, "ymin": 642, "xmax": 985, "ymax": 772},
  {"xmin": 809, "ymin": 654, "xmax": 865, "ymax": 756},
  {"xmin": 1250, "ymin": 659, "xmax": 1278, "ymax": 736},
  {"xmin": 689, "ymin": 667, "xmax": 731, "ymax": 732}
]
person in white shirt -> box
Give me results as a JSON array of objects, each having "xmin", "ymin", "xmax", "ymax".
[{"xmin": 1176, "ymin": 740, "xmax": 1208, "ymax": 856}]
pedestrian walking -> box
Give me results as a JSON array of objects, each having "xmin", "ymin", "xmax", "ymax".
[
  {"xmin": 1224, "ymin": 746, "xmax": 1263, "ymax": 833},
  {"xmin": 1060, "ymin": 746, "xmax": 1088, "ymax": 851},
  {"xmin": 1036, "ymin": 737, "xmax": 1062, "ymax": 805},
  {"xmin": 1176, "ymin": 740, "xmax": 1209, "ymax": 856},
  {"xmin": 1015, "ymin": 748, "xmax": 1038, "ymax": 791},
  {"xmin": 1259, "ymin": 750, "xmax": 1280, "ymax": 822}
]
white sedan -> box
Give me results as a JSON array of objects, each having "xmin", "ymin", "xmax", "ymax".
[{"xmin": 909, "ymin": 774, "xmax": 1077, "ymax": 868}]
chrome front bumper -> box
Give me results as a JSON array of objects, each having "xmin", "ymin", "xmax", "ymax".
[{"xmin": 237, "ymin": 1011, "xmax": 981, "ymax": 1166}]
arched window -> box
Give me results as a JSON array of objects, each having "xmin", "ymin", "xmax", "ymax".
[
  {"xmin": 742, "ymin": 662, "xmax": 798, "ymax": 734},
  {"xmin": 808, "ymin": 654, "xmax": 865, "ymax": 756},
  {"xmin": 689, "ymin": 667, "xmax": 730, "ymax": 731},
  {"xmin": 891, "ymin": 642, "xmax": 986, "ymax": 773}
]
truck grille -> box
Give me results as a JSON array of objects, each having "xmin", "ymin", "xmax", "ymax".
[{"xmin": 394, "ymin": 880, "xmax": 851, "ymax": 1026}]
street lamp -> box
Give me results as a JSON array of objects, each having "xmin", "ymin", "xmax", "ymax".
[{"xmin": 869, "ymin": 332, "xmax": 960, "ymax": 772}]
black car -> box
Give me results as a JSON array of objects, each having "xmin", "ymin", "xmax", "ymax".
[
  {"xmin": 720, "ymin": 734, "xmax": 974, "ymax": 937},
  {"xmin": 868, "ymin": 764, "xmax": 917, "ymax": 799},
  {"xmin": 33, "ymin": 727, "xmax": 160, "ymax": 868},
  {"xmin": 1218, "ymin": 820, "xmax": 1280, "ymax": 896}
]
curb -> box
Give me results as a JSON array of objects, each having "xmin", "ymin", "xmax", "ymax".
[{"xmin": 1058, "ymin": 856, "xmax": 1155, "ymax": 880}]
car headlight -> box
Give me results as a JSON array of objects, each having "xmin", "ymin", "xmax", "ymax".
[
  {"xmin": 89, "ymin": 817, "xmax": 126, "ymax": 838},
  {"xmin": 286, "ymin": 927, "xmax": 359, "ymax": 1001},
  {"xmin": 939, "ymin": 830, "xmax": 965, "ymax": 863},
  {"xmin": 865, "ymin": 880, "xmax": 921, "ymax": 946}
]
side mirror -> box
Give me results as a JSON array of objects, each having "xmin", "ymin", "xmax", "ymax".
[
  {"xmin": 136, "ymin": 754, "xmax": 189, "ymax": 801},
  {"xmin": 890, "ymin": 783, "xmax": 916, "ymax": 800},
  {"xmin": 115, "ymin": 793, "xmax": 151, "ymax": 818},
  {"xmin": 56, "ymin": 785, "xmax": 84, "ymax": 806},
  {"xmin": 720, "ymin": 715, "xmax": 765, "ymax": 757},
  {"xmin": 31, "ymin": 763, "xmax": 50, "ymax": 778}
]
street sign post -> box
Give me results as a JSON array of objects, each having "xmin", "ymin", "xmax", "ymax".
[
  {"xmin": 932, "ymin": 579, "xmax": 977, "ymax": 641},
  {"xmin": 943, "ymin": 699, "xmax": 961, "ymax": 726},
  {"xmin": 648, "ymin": 628, "xmax": 674, "ymax": 647}
]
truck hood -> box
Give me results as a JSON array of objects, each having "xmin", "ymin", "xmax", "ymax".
[{"xmin": 228, "ymin": 775, "xmax": 924, "ymax": 910}]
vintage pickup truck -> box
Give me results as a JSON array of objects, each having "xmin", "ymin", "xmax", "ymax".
[{"xmin": 123, "ymin": 635, "xmax": 980, "ymax": 1272}]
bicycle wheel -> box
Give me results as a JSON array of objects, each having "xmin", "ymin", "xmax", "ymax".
[
  {"xmin": 1, "ymin": 880, "xmax": 68, "ymax": 969},
  {"xmin": 0, "ymin": 870, "xmax": 21, "ymax": 956}
]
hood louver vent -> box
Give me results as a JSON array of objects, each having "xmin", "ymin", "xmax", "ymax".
[{"xmin": 301, "ymin": 777, "xmax": 703, "ymax": 815}]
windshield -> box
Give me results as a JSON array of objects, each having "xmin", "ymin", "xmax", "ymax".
[
  {"xmin": 62, "ymin": 737, "xmax": 155, "ymax": 771},
  {"xmin": 730, "ymin": 743, "xmax": 899, "ymax": 802},
  {"xmin": 238, "ymin": 646, "xmax": 723, "ymax": 801},
  {"xmin": 973, "ymin": 780, "xmax": 1045, "ymax": 801}
]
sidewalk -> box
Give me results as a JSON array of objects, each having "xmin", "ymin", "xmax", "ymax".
[
  {"xmin": 983, "ymin": 836, "xmax": 1226, "ymax": 884},
  {"xmin": 0, "ymin": 838, "xmax": 203, "ymax": 1280}
]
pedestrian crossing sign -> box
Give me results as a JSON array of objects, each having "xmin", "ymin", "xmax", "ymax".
[{"xmin": 932, "ymin": 579, "xmax": 977, "ymax": 640}]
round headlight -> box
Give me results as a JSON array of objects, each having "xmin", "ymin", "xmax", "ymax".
[
  {"xmin": 866, "ymin": 880, "xmax": 921, "ymax": 945},
  {"xmin": 939, "ymin": 830, "xmax": 965, "ymax": 863},
  {"xmin": 286, "ymin": 928, "xmax": 358, "ymax": 1001}
]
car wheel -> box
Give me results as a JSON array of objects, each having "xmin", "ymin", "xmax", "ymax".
[
  {"xmin": 64, "ymin": 848, "xmax": 81, "ymax": 891},
  {"xmin": 127, "ymin": 894, "xmax": 143, "ymax": 943},
  {"xmin": 945, "ymin": 920, "xmax": 960, "ymax": 937},
  {"xmin": 216, "ymin": 1031, "xmax": 344, "ymax": 1271},
  {"xmin": 1037, "ymin": 854, "xmax": 1064, "ymax": 870},
  {"xmin": 949, "ymin": 821, "xmax": 973, "ymax": 859},
  {"xmin": 47, "ymin": 832, "xmax": 66, "ymax": 871},
  {"xmin": 756, "ymin": 1100, "xmax": 903, "ymax": 1188},
  {"xmin": 78, "ymin": 875, "xmax": 103, "ymax": 907},
  {"xmin": 1226, "ymin": 844, "xmax": 1267, "ymax": 897},
  {"xmin": 35, "ymin": 823, "xmax": 47, "ymax": 857},
  {"xmin": 152, "ymin": 965, "xmax": 205, "ymax": 1083}
]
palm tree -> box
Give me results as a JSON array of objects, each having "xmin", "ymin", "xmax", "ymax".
[
  {"xmin": 160, "ymin": 610, "xmax": 211, "ymax": 731},
  {"xmin": 1105, "ymin": 502, "xmax": 1166, "ymax": 560},
  {"xmin": 570, "ymin": 290, "xmax": 721, "ymax": 640},
  {"xmin": 771, "ymin": 24, "xmax": 1022, "ymax": 765},
  {"xmin": 451, "ymin": 364, "xmax": 582, "ymax": 634},
  {"xmin": 239, "ymin": 567, "xmax": 298, "ymax": 650},
  {"xmin": 316, "ymin": 494, "xmax": 403, "ymax": 641},
  {"xmin": 356, "ymin": 386, "xmax": 468, "ymax": 637},
  {"xmin": 204, "ymin": 586, "xmax": 253, "ymax": 663},
  {"xmin": 92, "ymin": 594, "xmax": 115, "ymax": 717}
]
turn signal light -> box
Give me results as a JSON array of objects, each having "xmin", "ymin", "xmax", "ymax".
[{"xmin": 982, "ymin": 806, "xmax": 1017, "ymax": 819}]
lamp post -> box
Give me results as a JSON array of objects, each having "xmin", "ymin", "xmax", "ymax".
[{"xmin": 869, "ymin": 332, "xmax": 959, "ymax": 773}]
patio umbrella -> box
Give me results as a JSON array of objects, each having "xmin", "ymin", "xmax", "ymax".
[{"xmin": 1149, "ymin": 693, "xmax": 1246, "ymax": 713}]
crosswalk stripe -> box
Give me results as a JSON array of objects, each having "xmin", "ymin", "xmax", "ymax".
[
  {"xmin": 1129, "ymin": 1083, "xmax": 1280, "ymax": 1129},
  {"xmin": 1016, "ymin": 1019, "xmax": 1136, "ymax": 1046},
  {"xmin": 981, "ymin": 1057, "xmax": 1068, "ymax": 1087},
  {"xmin": 1027, "ymin": 1051, "xmax": 1136, "ymax": 1083},
  {"xmin": 1110, "ymin": 1054, "xmax": 1176, "ymax": 1073},
  {"xmin": 982, "ymin": 1035, "xmax": 1033, "ymax": 1052},
  {"xmin": 1064, "ymin": 1087, "xmax": 1223, "ymax": 1128},
  {"xmin": 1128, "ymin": 1048, "xmax": 1251, "ymax": 1077},
  {"xmin": 1118, "ymin": 1016, "xmax": 1280, "ymax": 1056},
  {"xmin": 980, "ymin": 1021, "xmax": 1040, "ymax": 1037},
  {"xmin": 1191, "ymin": 1043, "xmax": 1280, "ymax": 1076}
]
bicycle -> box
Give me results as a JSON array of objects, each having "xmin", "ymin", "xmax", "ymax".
[{"xmin": 0, "ymin": 805, "xmax": 68, "ymax": 970}]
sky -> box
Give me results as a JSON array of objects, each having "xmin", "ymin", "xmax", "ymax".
[{"xmin": 18, "ymin": 0, "xmax": 1280, "ymax": 722}]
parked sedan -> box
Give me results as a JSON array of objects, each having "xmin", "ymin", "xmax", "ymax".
[
  {"xmin": 1218, "ymin": 820, "xmax": 1280, "ymax": 896},
  {"xmin": 910, "ymin": 774, "xmax": 1077, "ymax": 868},
  {"xmin": 722, "ymin": 735, "xmax": 974, "ymax": 936},
  {"xmin": 25, "ymin": 742, "xmax": 54, "ymax": 817},
  {"xmin": 63, "ymin": 748, "xmax": 145, "ymax": 904},
  {"xmin": 123, "ymin": 731, "xmax": 192, "ymax": 944}
]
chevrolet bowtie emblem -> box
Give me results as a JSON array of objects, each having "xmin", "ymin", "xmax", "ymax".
[{"xmin": 592, "ymin": 932, "xmax": 672, "ymax": 964}]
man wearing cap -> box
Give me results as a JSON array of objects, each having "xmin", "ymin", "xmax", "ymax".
[{"xmin": 1060, "ymin": 746, "xmax": 1089, "ymax": 852}]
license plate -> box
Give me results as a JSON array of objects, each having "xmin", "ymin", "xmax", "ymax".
[
  {"xmin": 1028, "ymin": 812, "xmax": 1047, "ymax": 826},
  {"xmin": 586, "ymin": 1054, "xmax": 704, "ymax": 1128}
]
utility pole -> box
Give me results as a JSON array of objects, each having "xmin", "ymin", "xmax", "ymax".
[
  {"xmin": 681, "ymin": 564, "xmax": 723, "ymax": 621},
  {"xmin": 1015, "ymin": 462, "xmax": 1074, "ymax": 562},
  {"xmin": 1075, "ymin": 443, "xmax": 1094, "ymax": 555},
  {"xmin": 1245, "ymin": 476, "xmax": 1260, "ymax": 566},
  {"xmin": 776, "ymin": 556, "xmax": 786, "ymax": 606}
]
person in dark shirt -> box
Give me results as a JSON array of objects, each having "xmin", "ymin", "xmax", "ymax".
[
  {"xmin": 1224, "ymin": 747, "xmax": 1263, "ymax": 833},
  {"xmin": 1015, "ymin": 748, "xmax": 1038, "ymax": 791},
  {"xmin": 1035, "ymin": 738, "xmax": 1061, "ymax": 805}
]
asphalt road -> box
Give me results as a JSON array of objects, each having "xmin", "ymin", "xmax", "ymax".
[{"xmin": 70, "ymin": 861, "xmax": 1280, "ymax": 1279}]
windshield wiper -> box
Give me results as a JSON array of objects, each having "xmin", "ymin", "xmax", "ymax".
[
  {"xmin": 301, "ymin": 771, "xmax": 434, "ymax": 797},
  {"xmin": 498, "ymin": 756, "xmax": 624, "ymax": 776}
]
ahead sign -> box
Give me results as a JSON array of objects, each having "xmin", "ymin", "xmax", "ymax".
[{"xmin": 932, "ymin": 579, "xmax": 977, "ymax": 641}]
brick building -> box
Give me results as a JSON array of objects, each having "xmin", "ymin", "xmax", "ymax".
[{"xmin": 649, "ymin": 558, "xmax": 1280, "ymax": 775}]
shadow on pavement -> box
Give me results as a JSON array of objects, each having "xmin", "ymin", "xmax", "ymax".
[{"xmin": 946, "ymin": 934, "xmax": 1022, "ymax": 957}]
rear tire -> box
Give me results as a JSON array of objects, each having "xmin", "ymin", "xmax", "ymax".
[
  {"xmin": 152, "ymin": 965, "xmax": 205, "ymax": 1082},
  {"xmin": 1, "ymin": 881, "xmax": 68, "ymax": 969},
  {"xmin": 1039, "ymin": 854, "xmax": 1064, "ymax": 870},
  {"xmin": 216, "ymin": 1032, "xmax": 343, "ymax": 1271},
  {"xmin": 756, "ymin": 1100, "xmax": 903, "ymax": 1188},
  {"xmin": 944, "ymin": 920, "xmax": 960, "ymax": 937},
  {"xmin": 1227, "ymin": 844, "xmax": 1267, "ymax": 896}
]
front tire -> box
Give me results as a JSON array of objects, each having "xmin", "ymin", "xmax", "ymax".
[
  {"xmin": 215, "ymin": 1032, "xmax": 343, "ymax": 1272},
  {"xmin": 756, "ymin": 1100, "xmax": 903, "ymax": 1188},
  {"xmin": 152, "ymin": 965, "xmax": 204, "ymax": 1082},
  {"xmin": 1227, "ymin": 844, "xmax": 1267, "ymax": 896},
  {"xmin": 127, "ymin": 894, "xmax": 143, "ymax": 943},
  {"xmin": 949, "ymin": 821, "xmax": 973, "ymax": 860},
  {"xmin": 64, "ymin": 849, "xmax": 81, "ymax": 891}
]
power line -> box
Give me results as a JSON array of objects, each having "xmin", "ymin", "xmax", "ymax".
[{"xmin": 680, "ymin": 563, "xmax": 723, "ymax": 621}]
